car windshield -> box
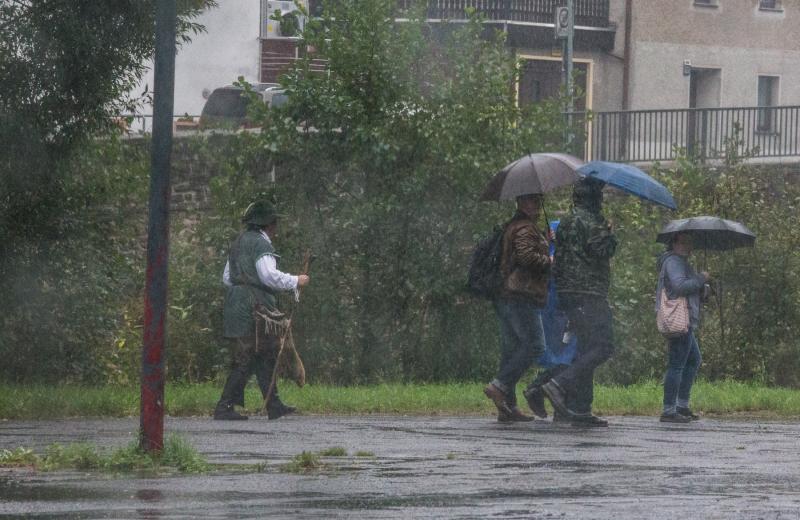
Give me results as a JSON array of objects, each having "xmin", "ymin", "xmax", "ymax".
[{"xmin": 270, "ymin": 92, "xmax": 289, "ymax": 108}]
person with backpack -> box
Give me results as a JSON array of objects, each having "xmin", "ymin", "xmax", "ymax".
[{"xmin": 482, "ymin": 193, "xmax": 552, "ymax": 422}]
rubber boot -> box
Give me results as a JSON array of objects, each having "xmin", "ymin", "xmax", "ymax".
[{"xmin": 215, "ymin": 368, "xmax": 249, "ymax": 420}]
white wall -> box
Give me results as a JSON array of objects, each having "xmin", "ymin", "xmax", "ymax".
[
  {"xmin": 629, "ymin": 42, "xmax": 800, "ymax": 110},
  {"xmin": 132, "ymin": 1, "xmax": 261, "ymax": 118}
]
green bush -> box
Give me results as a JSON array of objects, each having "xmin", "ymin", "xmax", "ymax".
[
  {"xmin": 0, "ymin": 136, "xmax": 149, "ymax": 384},
  {"xmin": 599, "ymin": 134, "xmax": 800, "ymax": 387},
  {"xmin": 2, "ymin": 0, "xmax": 800, "ymax": 389}
]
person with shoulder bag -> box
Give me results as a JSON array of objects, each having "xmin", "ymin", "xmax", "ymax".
[
  {"xmin": 214, "ymin": 201, "xmax": 311, "ymax": 421},
  {"xmin": 655, "ymin": 232, "xmax": 709, "ymax": 423}
]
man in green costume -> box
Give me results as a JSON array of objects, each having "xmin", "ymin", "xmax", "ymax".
[{"xmin": 214, "ymin": 201, "xmax": 310, "ymax": 421}]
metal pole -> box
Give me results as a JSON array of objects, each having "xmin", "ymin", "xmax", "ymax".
[
  {"xmin": 562, "ymin": 0, "xmax": 575, "ymax": 147},
  {"xmin": 565, "ymin": 0, "xmax": 574, "ymax": 114},
  {"xmin": 140, "ymin": 0, "xmax": 177, "ymax": 453}
]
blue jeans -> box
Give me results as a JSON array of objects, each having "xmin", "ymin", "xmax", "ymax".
[
  {"xmin": 662, "ymin": 330, "xmax": 702, "ymax": 414},
  {"xmin": 492, "ymin": 298, "xmax": 545, "ymax": 407}
]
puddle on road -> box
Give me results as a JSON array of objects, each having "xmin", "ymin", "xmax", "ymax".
[
  {"xmin": 0, "ymin": 475, "xmax": 118, "ymax": 502},
  {"xmin": 301, "ymin": 486, "xmax": 617, "ymax": 511}
]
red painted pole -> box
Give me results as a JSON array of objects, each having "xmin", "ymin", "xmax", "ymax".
[{"xmin": 140, "ymin": 0, "xmax": 177, "ymax": 452}]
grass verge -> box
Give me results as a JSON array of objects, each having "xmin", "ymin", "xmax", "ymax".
[
  {"xmin": 1, "ymin": 380, "xmax": 800, "ymax": 419},
  {"xmin": 282, "ymin": 451, "xmax": 326, "ymax": 473},
  {"xmin": 0, "ymin": 435, "xmax": 209, "ymax": 473}
]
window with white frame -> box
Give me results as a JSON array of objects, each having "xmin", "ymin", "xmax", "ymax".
[
  {"xmin": 757, "ymin": 75, "xmax": 780, "ymax": 132},
  {"xmin": 759, "ymin": 0, "xmax": 780, "ymax": 10}
]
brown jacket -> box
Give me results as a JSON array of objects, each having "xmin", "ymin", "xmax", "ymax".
[{"xmin": 499, "ymin": 212, "xmax": 551, "ymax": 306}]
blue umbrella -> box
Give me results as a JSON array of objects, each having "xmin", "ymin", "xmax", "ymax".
[{"xmin": 578, "ymin": 161, "xmax": 677, "ymax": 210}]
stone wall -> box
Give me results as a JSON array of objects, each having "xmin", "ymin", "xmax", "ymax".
[
  {"xmin": 123, "ymin": 132, "xmax": 257, "ymax": 215},
  {"xmin": 156, "ymin": 133, "xmax": 800, "ymax": 220}
]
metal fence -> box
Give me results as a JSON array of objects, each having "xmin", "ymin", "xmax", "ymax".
[{"xmin": 577, "ymin": 106, "xmax": 800, "ymax": 163}]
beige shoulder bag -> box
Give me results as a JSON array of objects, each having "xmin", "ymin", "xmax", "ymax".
[{"xmin": 656, "ymin": 261, "xmax": 690, "ymax": 338}]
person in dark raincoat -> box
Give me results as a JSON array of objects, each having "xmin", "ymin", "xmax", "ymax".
[
  {"xmin": 656, "ymin": 232, "xmax": 709, "ymax": 423},
  {"xmin": 541, "ymin": 178, "xmax": 617, "ymax": 427},
  {"xmin": 213, "ymin": 201, "xmax": 310, "ymax": 421}
]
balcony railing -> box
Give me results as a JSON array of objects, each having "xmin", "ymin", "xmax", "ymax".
[
  {"xmin": 576, "ymin": 106, "xmax": 800, "ymax": 163},
  {"xmin": 400, "ymin": 0, "xmax": 609, "ymax": 27},
  {"xmin": 309, "ymin": 0, "xmax": 611, "ymax": 28}
]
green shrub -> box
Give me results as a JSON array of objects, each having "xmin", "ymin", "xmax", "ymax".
[
  {"xmin": 1, "ymin": 435, "xmax": 209, "ymax": 473},
  {"xmin": 283, "ymin": 451, "xmax": 325, "ymax": 473},
  {"xmin": 319, "ymin": 447, "xmax": 348, "ymax": 457},
  {"xmin": 2, "ymin": 1, "xmax": 799, "ymax": 389}
]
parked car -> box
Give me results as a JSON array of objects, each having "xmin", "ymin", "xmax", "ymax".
[
  {"xmin": 262, "ymin": 87, "xmax": 288, "ymax": 109},
  {"xmin": 199, "ymin": 83, "xmax": 286, "ymax": 128}
]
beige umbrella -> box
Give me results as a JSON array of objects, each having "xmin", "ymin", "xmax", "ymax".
[{"xmin": 480, "ymin": 153, "xmax": 585, "ymax": 201}]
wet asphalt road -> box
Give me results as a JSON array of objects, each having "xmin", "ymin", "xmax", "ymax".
[{"xmin": 1, "ymin": 415, "xmax": 800, "ymax": 519}]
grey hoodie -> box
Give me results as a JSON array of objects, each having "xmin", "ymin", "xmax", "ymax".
[{"xmin": 655, "ymin": 250, "xmax": 706, "ymax": 330}]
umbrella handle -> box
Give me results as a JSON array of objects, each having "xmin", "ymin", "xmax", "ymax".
[{"xmin": 542, "ymin": 203, "xmax": 553, "ymax": 241}]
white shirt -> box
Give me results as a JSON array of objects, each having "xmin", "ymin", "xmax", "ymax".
[{"xmin": 222, "ymin": 231, "xmax": 299, "ymax": 296}]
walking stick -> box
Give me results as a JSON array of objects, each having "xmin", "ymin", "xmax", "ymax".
[{"xmin": 262, "ymin": 250, "xmax": 313, "ymax": 413}]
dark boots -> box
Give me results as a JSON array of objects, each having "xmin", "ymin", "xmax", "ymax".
[
  {"xmin": 570, "ymin": 414, "xmax": 609, "ymax": 427},
  {"xmin": 255, "ymin": 364, "xmax": 297, "ymax": 420},
  {"xmin": 214, "ymin": 366, "xmax": 250, "ymax": 420},
  {"xmin": 498, "ymin": 406, "xmax": 535, "ymax": 422},
  {"xmin": 522, "ymin": 386, "xmax": 548, "ymax": 419},
  {"xmin": 267, "ymin": 400, "xmax": 297, "ymax": 420},
  {"xmin": 213, "ymin": 403, "xmax": 248, "ymax": 421},
  {"xmin": 214, "ymin": 346, "xmax": 297, "ymax": 421}
]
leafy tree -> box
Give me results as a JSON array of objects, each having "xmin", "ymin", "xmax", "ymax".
[
  {"xmin": 246, "ymin": 0, "xmax": 577, "ymax": 382},
  {"xmin": 0, "ymin": 0, "xmax": 214, "ymax": 382}
]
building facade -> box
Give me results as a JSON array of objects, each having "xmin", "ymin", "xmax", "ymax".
[
  {"xmin": 626, "ymin": 0, "xmax": 800, "ymax": 111},
  {"xmin": 131, "ymin": 1, "xmax": 798, "ymax": 160},
  {"xmin": 503, "ymin": 0, "xmax": 800, "ymax": 113},
  {"xmin": 262, "ymin": 1, "xmax": 798, "ymax": 109},
  {"xmin": 134, "ymin": 2, "xmax": 261, "ymax": 121}
]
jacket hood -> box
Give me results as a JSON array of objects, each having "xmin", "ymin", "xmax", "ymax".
[
  {"xmin": 572, "ymin": 178, "xmax": 604, "ymax": 213},
  {"xmin": 656, "ymin": 249, "xmax": 678, "ymax": 271}
]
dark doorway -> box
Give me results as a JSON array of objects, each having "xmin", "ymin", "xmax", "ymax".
[
  {"xmin": 687, "ymin": 67, "xmax": 721, "ymax": 158},
  {"xmin": 689, "ymin": 68, "xmax": 721, "ymax": 109}
]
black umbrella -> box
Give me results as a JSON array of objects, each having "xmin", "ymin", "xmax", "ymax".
[
  {"xmin": 656, "ymin": 216, "xmax": 755, "ymax": 251},
  {"xmin": 657, "ymin": 216, "xmax": 755, "ymax": 352}
]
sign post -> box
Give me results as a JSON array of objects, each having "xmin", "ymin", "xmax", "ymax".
[
  {"xmin": 555, "ymin": 1, "xmax": 575, "ymax": 144},
  {"xmin": 140, "ymin": 0, "xmax": 177, "ymax": 453}
]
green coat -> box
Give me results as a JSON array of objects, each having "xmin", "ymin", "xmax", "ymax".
[
  {"xmin": 223, "ymin": 230, "xmax": 279, "ymax": 338},
  {"xmin": 553, "ymin": 205, "xmax": 618, "ymax": 298}
]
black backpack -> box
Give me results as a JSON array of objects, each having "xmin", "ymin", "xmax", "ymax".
[{"xmin": 466, "ymin": 225, "xmax": 505, "ymax": 299}]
